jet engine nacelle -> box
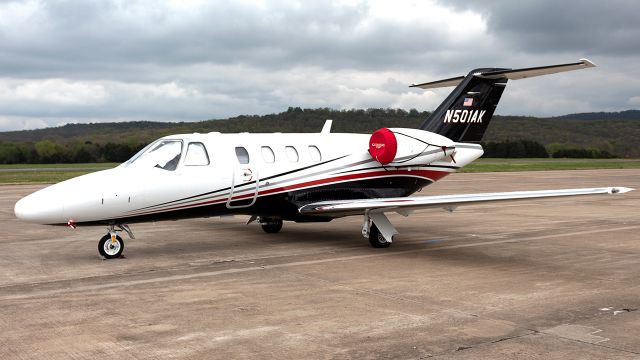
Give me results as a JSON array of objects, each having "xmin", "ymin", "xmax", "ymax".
[{"xmin": 368, "ymin": 128, "xmax": 455, "ymax": 166}]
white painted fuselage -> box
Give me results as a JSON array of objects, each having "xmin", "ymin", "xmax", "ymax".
[{"xmin": 14, "ymin": 131, "xmax": 482, "ymax": 225}]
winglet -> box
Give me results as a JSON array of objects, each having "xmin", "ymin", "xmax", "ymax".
[
  {"xmin": 579, "ymin": 58, "xmax": 597, "ymax": 68},
  {"xmin": 321, "ymin": 119, "xmax": 333, "ymax": 134}
]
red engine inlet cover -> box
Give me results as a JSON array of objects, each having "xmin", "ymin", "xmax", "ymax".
[{"xmin": 369, "ymin": 128, "xmax": 397, "ymax": 165}]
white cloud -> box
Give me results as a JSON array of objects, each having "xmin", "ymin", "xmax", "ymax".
[
  {"xmin": 0, "ymin": 0, "xmax": 638, "ymax": 131},
  {"xmin": 9, "ymin": 79, "xmax": 108, "ymax": 105},
  {"xmin": 0, "ymin": 116, "xmax": 49, "ymax": 131}
]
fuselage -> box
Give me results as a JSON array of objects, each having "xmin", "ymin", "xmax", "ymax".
[{"xmin": 14, "ymin": 131, "xmax": 484, "ymax": 226}]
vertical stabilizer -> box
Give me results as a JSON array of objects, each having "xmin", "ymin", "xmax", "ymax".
[{"xmin": 411, "ymin": 59, "xmax": 596, "ymax": 142}]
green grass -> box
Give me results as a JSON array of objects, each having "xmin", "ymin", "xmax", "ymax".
[
  {"xmin": 0, "ymin": 163, "xmax": 118, "ymax": 170},
  {"xmin": 461, "ymin": 158, "xmax": 640, "ymax": 173},
  {"xmin": 0, "ymin": 171, "xmax": 101, "ymax": 184},
  {"xmin": 1, "ymin": 159, "xmax": 639, "ymax": 184},
  {"xmin": 0, "ymin": 163, "xmax": 117, "ymax": 184}
]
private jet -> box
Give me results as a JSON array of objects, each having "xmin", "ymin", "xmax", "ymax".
[{"xmin": 14, "ymin": 59, "xmax": 633, "ymax": 259}]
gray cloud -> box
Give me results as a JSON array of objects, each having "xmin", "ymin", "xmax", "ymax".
[
  {"xmin": 442, "ymin": 0, "xmax": 640, "ymax": 56},
  {"xmin": 0, "ymin": 0, "xmax": 638, "ymax": 131}
]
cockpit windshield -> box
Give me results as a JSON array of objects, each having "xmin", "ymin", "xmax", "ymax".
[{"xmin": 124, "ymin": 139, "xmax": 183, "ymax": 171}]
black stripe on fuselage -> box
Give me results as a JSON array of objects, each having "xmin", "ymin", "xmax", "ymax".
[{"xmin": 132, "ymin": 154, "xmax": 349, "ymax": 212}]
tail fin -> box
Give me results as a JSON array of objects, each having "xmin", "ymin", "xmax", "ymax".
[{"xmin": 412, "ymin": 59, "xmax": 596, "ymax": 142}]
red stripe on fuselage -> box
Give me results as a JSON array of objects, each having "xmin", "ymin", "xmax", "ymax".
[{"xmin": 131, "ymin": 169, "xmax": 449, "ymax": 216}]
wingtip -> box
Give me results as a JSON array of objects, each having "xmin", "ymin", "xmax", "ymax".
[
  {"xmin": 610, "ymin": 187, "xmax": 634, "ymax": 194},
  {"xmin": 579, "ymin": 58, "xmax": 597, "ymax": 68}
]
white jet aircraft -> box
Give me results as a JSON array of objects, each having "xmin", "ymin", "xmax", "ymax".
[{"xmin": 14, "ymin": 59, "xmax": 633, "ymax": 259}]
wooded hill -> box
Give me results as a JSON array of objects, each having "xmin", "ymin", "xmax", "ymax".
[{"xmin": 0, "ymin": 108, "xmax": 638, "ymax": 163}]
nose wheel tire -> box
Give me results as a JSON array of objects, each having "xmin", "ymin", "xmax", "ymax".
[
  {"xmin": 98, "ymin": 234, "xmax": 124, "ymax": 259},
  {"xmin": 261, "ymin": 219, "xmax": 283, "ymax": 234},
  {"xmin": 368, "ymin": 224, "xmax": 391, "ymax": 248}
]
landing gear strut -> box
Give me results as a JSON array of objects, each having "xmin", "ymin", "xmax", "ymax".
[
  {"xmin": 362, "ymin": 212, "xmax": 397, "ymax": 248},
  {"xmin": 259, "ymin": 217, "xmax": 283, "ymax": 233},
  {"xmin": 98, "ymin": 224, "xmax": 134, "ymax": 259}
]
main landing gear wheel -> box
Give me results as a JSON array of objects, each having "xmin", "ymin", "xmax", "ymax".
[
  {"xmin": 261, "ymin": 219, "xmax": 283, "ymax": 234},
  {"xmin": 98, "ymin": 233, "xmax": 124, "ymax": 259},
  {"xmin": 368, "ymin": 224, "xmax": 391, "ymax": 248}
]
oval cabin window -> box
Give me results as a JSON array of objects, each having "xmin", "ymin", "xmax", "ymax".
[
  {"xmin": 261, "ymin": 146, "xmax": 275, "ymax": 163},
  {"xmin": 285, "ymin": 146, "xmax": 299, "ymax": 162},
  {"xmin": 235, "ymin": 147, "xmax": 250, "ymax": 164},
  {"xmin": 308, "ymin": 145, "xmax": 321, "ymax": 162}
]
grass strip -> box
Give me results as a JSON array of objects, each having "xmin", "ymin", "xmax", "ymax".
[
  {"xmin": 1, "ymin": 159, "xmax": 639, "ymax": 184},
  {"xmin": 461, "ymin": 158, "xmax": 640, "ymax": 173}
]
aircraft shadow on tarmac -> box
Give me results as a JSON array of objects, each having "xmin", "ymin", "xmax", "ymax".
[{"xmin": 89, "ymin": 220, "xmax": 575, "ymax": 274}]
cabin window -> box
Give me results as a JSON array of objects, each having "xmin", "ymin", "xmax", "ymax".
[
  {"xmin": 285, "ymin": 146, "xmax": 299, "ymax": 162},
  {"xmin": 235, "ymin": 147, "xmax": 250, "ymax": 164},
  {"xmin": 261, "ymin": 146, "xmax": 275, "ymax": 163},
  {"xmin": 184, "ymin": 142, "xmax": 210, "ymax": 166},
  {"xmin": 127, "ymin": 139, "xmax": 183, "ymax": 171},
  {"xmin": 308, "ymin": 145, "xmax": 322, "ymax": 162}
]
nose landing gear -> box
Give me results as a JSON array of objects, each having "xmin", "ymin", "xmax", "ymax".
[
  {"xmin": 98, "ymin": 224, "xmax": 134, "ymax": 259},
  {"xmin": 98, "ymin": 233, "xmax": 124, "ymax": 259}
]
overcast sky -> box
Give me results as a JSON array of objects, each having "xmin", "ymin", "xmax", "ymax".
[{"xmin": 0, "ymin": 0, "xmax": 639, "ymax": 131}]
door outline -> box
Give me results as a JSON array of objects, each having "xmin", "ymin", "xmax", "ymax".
[{"xmin": 226, "ymin": 166, "xmax": 259, "ymax": 209}]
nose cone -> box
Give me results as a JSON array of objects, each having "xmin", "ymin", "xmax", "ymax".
[{"xmin": 14, "ymin": 187, "xmax": 65, "ymax": 224}]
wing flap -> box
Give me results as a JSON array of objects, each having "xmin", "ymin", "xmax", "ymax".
[{"xmin": 299, "ymin": 187, "xmax": 633, "ymax": 216}]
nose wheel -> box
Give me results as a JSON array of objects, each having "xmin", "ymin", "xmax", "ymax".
[
  {"xmin": 98, "ymin": 233, "xmax": 124, "ymax": 259},
  {"xmin": 98, "ymin": 224, "xmax": 134, "ymax": 259}
]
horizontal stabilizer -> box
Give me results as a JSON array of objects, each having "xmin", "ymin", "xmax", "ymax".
[
  {"xmin": 411, "ymin": 59, "xmax": 596, "ymax": 89},
  {"xmin": 299, "ymin": 186, "xmax": 632, "ymax": 217}
]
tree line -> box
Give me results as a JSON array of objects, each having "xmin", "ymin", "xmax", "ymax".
[
  {"xmin": 481, "ymin": 140, "xmax": 615, "ymax": 158},
  {"xmin": 1, "ymin": 107, "xmax": 634, "ymax": 164},
  {"xmin": 0, "ymin": 138, "xmax": 616, "ymax": 165},
  {"xmin": 0, "ymin": 141, "xmax": 145, "ymax": 164}
]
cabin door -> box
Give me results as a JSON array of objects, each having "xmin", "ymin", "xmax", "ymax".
[{"xmin": 226, "ymin": 147, "xmax": 259, "ymax": 209}]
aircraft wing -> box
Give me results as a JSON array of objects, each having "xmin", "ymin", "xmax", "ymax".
[{"xmin": 298, "ymin": 187, "xmax": 633, "ymax": 217}]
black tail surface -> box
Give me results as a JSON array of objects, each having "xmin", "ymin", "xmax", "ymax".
[
  {"xmin": 417, "ymin": 68, "xmax": 508, "ymax": 142},
  {"xmin": 411, "ymin": 59, "xmax": 596, "ymax": 142}
]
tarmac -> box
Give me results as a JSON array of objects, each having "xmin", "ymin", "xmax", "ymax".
[{"xmin": 1, "ymin": 169, "xmax": 639, "ymax": 359}]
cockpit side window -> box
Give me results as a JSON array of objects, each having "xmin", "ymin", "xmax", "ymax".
[
  {"xmin": 184, "ymin": 142, "xmax": 210, "ymax": 166},
  {"xmin": 126, "ymin": 139, "xmax": 183, "ymax": 171},
  {"xmin": 235, "ymin": 147, "xmax": 250, "ymax": 164}
]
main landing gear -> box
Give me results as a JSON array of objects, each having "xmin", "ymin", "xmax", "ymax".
[
  {"xmin": 252, "ymin": 213, "xmax": 397, "ymax": 248},
  {"xmin": 98, "ymin": 224, "xmax": 135, "ymax": 259},
  {"xmin": 362, "ymin": 212, "xmax": 398, "ymax": 248},
  {"xmin": 259, "ymin": 217, "xmax": 283, "ymax": 234}
]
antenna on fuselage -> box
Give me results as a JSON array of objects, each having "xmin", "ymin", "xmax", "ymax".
[{"xmin": 321, "ymin": 119, "xmax": 333, "ymax": 134}]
